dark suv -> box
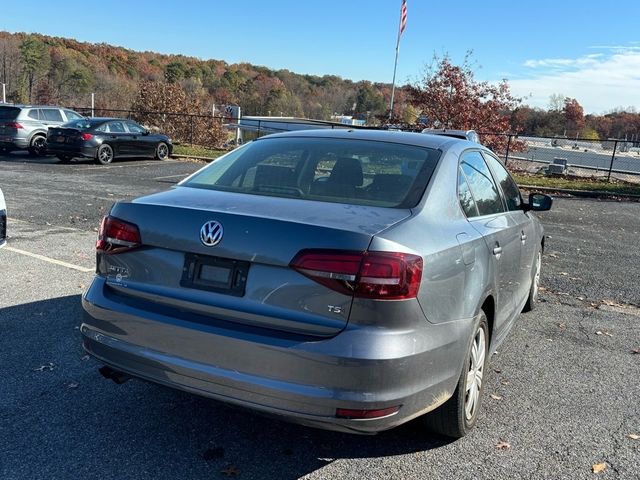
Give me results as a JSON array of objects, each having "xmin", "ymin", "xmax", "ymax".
[{"xmin": 0, "ymin": 105, "xmax": 84, "ymax": 156}]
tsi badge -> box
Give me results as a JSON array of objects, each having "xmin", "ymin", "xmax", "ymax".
[
  {"xmin": 200, "ymin": 220, "xmax": 224, "ymax": 247},
  {"xmin": 327, "ymin": 305, "xmax": 343, "ymax": 314}
]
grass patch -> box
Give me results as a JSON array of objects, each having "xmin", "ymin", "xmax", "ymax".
[
  {"xmin": 172, "ymin": 144, "xmax": 226, "ymax": 160},
  {"xmin": 513, "ymin": 173, "xmax": 640, "ymax": 196}
]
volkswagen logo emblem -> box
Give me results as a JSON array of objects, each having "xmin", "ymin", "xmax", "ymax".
[{"xmin": 200, "ymin": 220, "xmax": 224, "ymax": 247}]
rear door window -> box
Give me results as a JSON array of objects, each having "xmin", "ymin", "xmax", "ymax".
[
  {"xmin": 28, "ymin": 109, "xmax": 41, "ymax": 120},
  {"xmin": 458, "ymin": 166, "xmax": 479, "ymax": 217},
  {"xmin": 460, "ymin": 151, "xmax": 505, "ymax": 216},
  {"xmin": 483, "ymin": 153, "xmax": 522, "ymax": 211},
  {"xmin": 41, "ymin": 109, "xmax": 64, "ymax": 122},
  {"xmin": 183, "ymin": 137, "xmax": 441, "ymax": 208},
  {"xmin": 107, "ymin": 121, "xmax": 126, "ymax": 133}
]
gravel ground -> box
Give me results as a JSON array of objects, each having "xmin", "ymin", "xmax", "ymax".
[{"xmin": 0, "ymin": 152, "xmax": 638, "ymax": 479}]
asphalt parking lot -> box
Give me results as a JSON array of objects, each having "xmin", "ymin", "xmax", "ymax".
[{"xmin": 1, "ymin": 152, "xmax": 639, "ymax": 480}]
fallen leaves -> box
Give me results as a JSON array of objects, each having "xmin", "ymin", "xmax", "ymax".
[
  {"xmin": 632, "ymin": 348, "xmax": 640, "ymax": 355},
  {"xmin": 595, "ymin": 331, "xmax": 613, "ymax": 337},
  {"xmin": 495, "ymin": 441, "xmax": 511, "ymax": 450},
  {"xmin": 592, "ymin": 462, "xmax": 607, "ymax": 474},
  {"xmin": 34, "ymin": 362, "xmax": 55, "ymax": 372},
  {"xmin": 489, "ymin": 394, "xmax": 503, "ymax": 400},
  {"xmin": 628, "ymin": 433, "xmax": 639, "ymax": 440}
]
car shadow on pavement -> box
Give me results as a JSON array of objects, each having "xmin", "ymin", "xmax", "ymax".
[{"xmin": 1, "ymin": 294, "xmax": 452, "ymax": 480}]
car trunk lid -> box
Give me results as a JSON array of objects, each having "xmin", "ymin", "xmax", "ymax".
[{"xmin": 100, "ymin": 186, "xmax": 412, "ymax": 336}]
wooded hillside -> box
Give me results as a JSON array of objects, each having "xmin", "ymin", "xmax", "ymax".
[{"xmin": 0, "ymin": 31, "xmax": 412, "ymax": 120}]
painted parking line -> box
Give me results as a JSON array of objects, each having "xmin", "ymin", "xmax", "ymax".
[
  {"xmin": 4, "ymin": 246, "xmax": 94, "ymax": 273},
  {"xmin": 79, "ymin": 159, "xmax": 181, "ymax": 170}
]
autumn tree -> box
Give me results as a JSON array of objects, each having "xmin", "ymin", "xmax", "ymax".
[
  {"xmin": 408, "ymin": 55, "xmax": 521, "ymax": 150},
  {"xmin": 563, "ymin": 97, "xmax": 585, "ymax": 137}
]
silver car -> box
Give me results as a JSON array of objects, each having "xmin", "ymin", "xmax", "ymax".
[
  {"xmin": 81, "ymin": 129, "xmax": 552, "ymax": 437},
  {"xmin": 0, "ymin": 105, "xmax": 84, "ymax": 156}
]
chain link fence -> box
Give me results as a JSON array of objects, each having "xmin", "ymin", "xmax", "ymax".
[{"xmin": 483, "ymin": 133, "xmax": 640, "ymax": 184}]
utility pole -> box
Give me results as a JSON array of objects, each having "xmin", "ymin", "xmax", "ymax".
[
  {"xmin": 1, "ymin": 83, "xmax": 5, "ymax": 104},
  {"xmin": 91, "ymin": 92, "xmax": 95, "ymax": 117}
]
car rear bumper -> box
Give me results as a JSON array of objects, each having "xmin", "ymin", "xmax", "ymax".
[
  {"xmin": 46, "ymin": 143, "xmax": 97, "ymax": 158},
  {"xmin": 81, "ymin": 276, "xmax": 472, "ymax": 434},
  {"xmin": 0, "ymin": 137, "xmax": 28, "ymax": 149}
]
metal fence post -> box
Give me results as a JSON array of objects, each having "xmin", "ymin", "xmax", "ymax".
[
  {"xmin": 504, "ymin": 134, "xmax": 512, "ymax": 167},
  {"xmin": 190, "ymin": 120, "xmax": 194, "ymax": 146},
  {"xmin": 607, "ymin": 140, "xmax": 618, "ymax": 182}
]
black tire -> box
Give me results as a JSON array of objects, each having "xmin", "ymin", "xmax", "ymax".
[
  {"xmin": 28, "ymin": 135, "xmax": 47, "ymax": 157},
  {"xmin": 522, "ymin": 246, "xmax": 542, "ymax": 312},
  {"xmin": 56, "ymin": 154, "xmax": 72, "ymax": 163},
  {"xmin": 96, "ymin": 144, "xmax": 114, "ymax": 165},
  {"xmin": 423, "ymin": 311, "xmax": 489, "ymax": 438},
  {"xmin": 155, "ymin": 142, "xmax": 169, "ymax": 160}
]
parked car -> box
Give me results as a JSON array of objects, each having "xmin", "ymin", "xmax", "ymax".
[
  {"xmin": 81, "ymin": 129, "xmax": 552, "ymax": 437},
  {"xmin": 0, "ymin": 105, "xmax": 84, "ymax": 156},
  {"xmin": 47, "ymin": 118, "xmax": 172, "ymax": 165},
  {"xmin": 0, "ymin": 186, "xmax": 6, "ymax": 248}
]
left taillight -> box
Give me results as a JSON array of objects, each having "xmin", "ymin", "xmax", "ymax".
[{"xmin": 96, "ymin": 215, "xmax": 141, "ymax": 254}]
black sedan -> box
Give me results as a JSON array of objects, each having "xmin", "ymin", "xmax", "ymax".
[{"xmin": 46, "ymin": 118, "xmax": 172, "ymax": 165}]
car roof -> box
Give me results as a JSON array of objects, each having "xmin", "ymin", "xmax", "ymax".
[
  {"xmin": 259, "ymin": 127, "xmax": 479, "ymax": 151},
  {"xmin": 2, "ymin": 104, "xmax": 77, "ymax": 110}
]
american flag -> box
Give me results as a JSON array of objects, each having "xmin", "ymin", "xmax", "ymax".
[{"xmin": 399, "ymin": 0, "xmax": 408, "ymax": 35}]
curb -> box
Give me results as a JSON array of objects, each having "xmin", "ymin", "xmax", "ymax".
[
  {"xmin": 171, "ymin": 154, "xmax": 218, "ymax": 162},
  {"xmin": 519, "ymin": 184, "xmax": 640, "ymax": 200}
]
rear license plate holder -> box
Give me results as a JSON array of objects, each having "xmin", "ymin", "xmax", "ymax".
[
  {"xmin": 55, "ymin": 136, "xmax": 65, "ymax": 143},
  {"xmin": 180, "ymin": 253, "xmax": 249, "ymax": 297}
]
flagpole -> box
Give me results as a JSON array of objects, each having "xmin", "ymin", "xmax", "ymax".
[{"xmin": 388, "ymin": 1, "xmax": 404, "ymax": 121}]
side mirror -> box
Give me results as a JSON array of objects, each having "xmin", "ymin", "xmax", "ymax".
[
  {"xmin": 142, "ymin": 129, "xmax": 150, "ymax": 136},
  {"xmin": 525, "ymin": 193, "xmax": 553, "ymax": 212}
]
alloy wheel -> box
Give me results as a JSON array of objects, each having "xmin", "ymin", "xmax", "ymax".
[{"xmin": 464, "ymin": 326, "xmax": 486, "ymax": 420}]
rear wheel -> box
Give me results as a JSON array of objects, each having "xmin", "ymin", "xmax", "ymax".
[
  {"xmin": 56, "ymin": 154, "xmax": 72, "ymax": 163},
  {"xmin": 96, "ymin": 144, "xmax": 114, "ymax": 165},
  {"xmin": 155, "ymin": 142, "xmax": 169, "ymax": 160},
  {"xmin": 28, "ymin": 135, "xmax": 47, "ymax": 157},
  {"xmin": 423, "ymin": 311, "xmax": 489, "ymax": 438},
  {"xmin": 522, "ymin": 247, "xmax": 542, "ymax": 312}
]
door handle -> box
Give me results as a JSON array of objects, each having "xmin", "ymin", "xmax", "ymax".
[
  {"xmin": 493, "ymin": 246, "xmax": 503, "ymax": 256},
  {"xmin": 521, "ymin": 232, "xmax": 527, "ymax": 243},
  {"xmin": 110, "ymin": 135, "xmax": 117, "ymax": 139}
]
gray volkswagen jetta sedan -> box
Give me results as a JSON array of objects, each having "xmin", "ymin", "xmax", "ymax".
[{"xmin": 81, "ymin": 129, "xmax": 552, "ymax": 437}]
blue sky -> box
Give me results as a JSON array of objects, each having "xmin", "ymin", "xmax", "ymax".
[{"xmin": 2, "ymin": 0, "xmax": 640, "ymax": 113}]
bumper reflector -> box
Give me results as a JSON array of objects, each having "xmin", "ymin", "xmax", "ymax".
[{"xmin": 335, "ymin": 406, "xmax": 400, "ymax": 419}]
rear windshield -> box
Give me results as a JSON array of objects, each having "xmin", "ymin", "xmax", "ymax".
[
  {"xmin": 0, "ymin": 107, "xmax": 20, "ymax": 120},
  {"xmin": 182, "ymin": 137, "xmax": 441, "ymax": 208},
  {"xmin": 61, "ymin": 119, "xmax": 105, "ymax": 130}
]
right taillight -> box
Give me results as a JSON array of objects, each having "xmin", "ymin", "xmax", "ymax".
[
  {"xmin": 96, "ymin": 215, "xmax": 141, "ymax": 254},
  {"xmin": 290, "ymin": 250, "xmax": 423, "ymax": 300},
  {"xmin": 80, "ymin": 133, "xmax": 93, "ymax": 141}
]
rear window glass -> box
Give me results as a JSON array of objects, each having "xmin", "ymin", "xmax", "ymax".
[
  {"xmin": 182, "ymin": 137, "xmax": 441, "ymax": 208},
  {"xmin": 0, "ymin": 107, "xmax": 20, "ymax": 120},
  {"xmin": 61, "ymin": 119, "xmax": 105, "ymax": 130}
]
